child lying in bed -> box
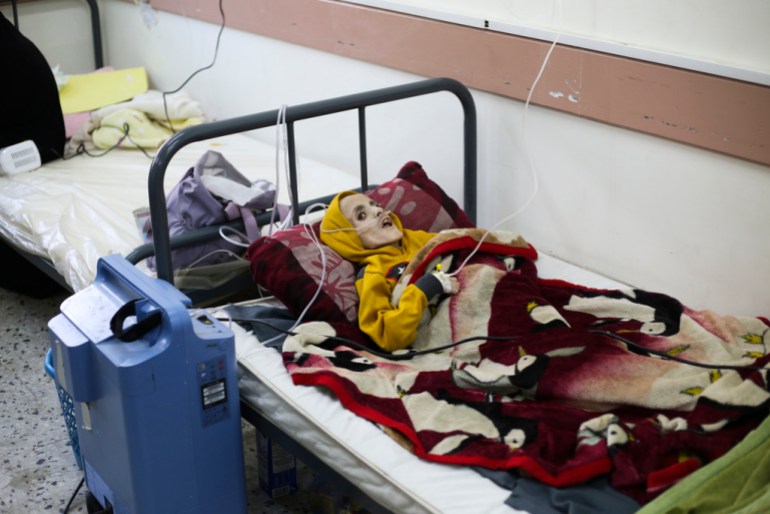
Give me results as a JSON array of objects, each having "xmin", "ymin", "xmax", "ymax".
[{"xmin": 320, "ymin": 191, "xmax": 459, "ymax": 352}]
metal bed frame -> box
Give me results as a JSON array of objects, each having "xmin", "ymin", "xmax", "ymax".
[{"xmin": 4, "ymin": 0, "xmax": 103, "ymax": 67}]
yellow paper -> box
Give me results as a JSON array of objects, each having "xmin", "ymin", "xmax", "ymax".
[{"xmin": 59, "ymin": 67, "xmax": 149, "ymax": 114}]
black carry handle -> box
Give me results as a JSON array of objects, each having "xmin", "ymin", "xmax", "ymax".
[{"xmin": 110, "ymin": 299, "xmax": 163, "ymax": 342}]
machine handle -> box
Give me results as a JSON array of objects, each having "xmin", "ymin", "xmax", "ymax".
[{"xmin": 110, "ymin": 300, "xmax": 163, "ymax": 342}]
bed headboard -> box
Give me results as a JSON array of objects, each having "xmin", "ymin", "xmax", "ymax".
[{"xmin": 136, "ymin": 77, "xmax": 477, "ymax": 286}]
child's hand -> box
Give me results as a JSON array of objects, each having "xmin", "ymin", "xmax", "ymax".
[{"xmin": 446, "ymin": 276, "xmax": 460, "ymax": 294}]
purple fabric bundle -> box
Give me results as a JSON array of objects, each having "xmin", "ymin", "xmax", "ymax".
[{"xmin": 148, "ymin": 150, "xmax": 276, "ymax": 271}]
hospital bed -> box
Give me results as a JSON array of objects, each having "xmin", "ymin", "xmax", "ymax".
[{"xmin": 4, "ymin": 71, "xmax": 767, "ymax": 512}]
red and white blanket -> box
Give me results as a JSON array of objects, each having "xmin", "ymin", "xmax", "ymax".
[{"xmin": 283, "ymin": 229, "xmax": 770, "ymax": 504}]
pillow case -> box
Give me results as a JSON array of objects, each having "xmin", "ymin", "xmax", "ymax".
[{"xmin": 244, "ymin": 161, "xmax": 474, "ymax": 323}]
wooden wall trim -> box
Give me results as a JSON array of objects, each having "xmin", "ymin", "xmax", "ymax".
[{"xmin": 143, "ymin": 0, "xmax": 770, "ymax": 166}]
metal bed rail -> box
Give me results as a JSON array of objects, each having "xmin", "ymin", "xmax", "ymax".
[
  {"xmin": 139, "ymin": 77, "xmax": 477, "ymax": 286},
  {"xmin": 7, "ymin": 0, "xmax": 104, "ymax": 69}
]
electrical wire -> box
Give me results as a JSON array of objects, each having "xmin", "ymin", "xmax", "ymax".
[
  {"xmin": 263, "ymin": 203, "xmax": 330, "ymax": 347},
  {"xmin": 182, "ymin": 247, "xmax": 246, "ymax": 270},
  {"xmin": 443, "ymin": 0, "xmax": 565, "ymax": 279},
  {"xmin": 57, "ymin": 122, "xmax": 155, "ymax": 160},
  {"xmin": 269, "ymin": 105, "xmax": 293, "ymax": 236},
  {"xmin": 62, "ymin": 477, "xmax": 84, "ymax": 514},
  {"xmin": 220, "ymin": 314, "xmax": 521, "ymax": 360},
  {"xmin": 161, "ymin": 0, "xmax": 226, "ymax": 132},
  {"xmin": 590, "ymin": 330, "xmax": 769, "ymax": 372},
  {"xmin": 218, "ymin": 225, "xmax": 251, "ymax": 248},
  {"xmin": 53, "ymin": 0, "xmax": 226, "ymax": 162},
  {"xmin": 223, "ymin": 315, "xmax": 769, "ymax": 371},
  {"xmin": 514, "ymin": 18, "xmax": 561, "ymax": 222},
  {"xmin": 292, "ymin": 223, "xmax": 330, "ymax": 324}
]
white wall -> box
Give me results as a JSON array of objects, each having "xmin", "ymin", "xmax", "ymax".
[{"xmin": 10, "ymin": 0, "xmax": 770, "ymax": 317}]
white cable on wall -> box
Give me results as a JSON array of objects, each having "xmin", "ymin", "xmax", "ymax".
[{"xmin": 448, "ymin": 0, "xmax": 564, "ymax": 277}]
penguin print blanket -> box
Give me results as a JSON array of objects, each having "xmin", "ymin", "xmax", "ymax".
[{"xmin": 282, "ymin": 229, "xmax": 770, "ymax": 504}]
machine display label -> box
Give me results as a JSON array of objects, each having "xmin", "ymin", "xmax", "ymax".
[
  {"xmin": 197, "ymin": 357, "xmax": 230, "ymax": 427},
  {"xmin": 201, "ymin": 378, "xmax": 227, "ymax": 409}
]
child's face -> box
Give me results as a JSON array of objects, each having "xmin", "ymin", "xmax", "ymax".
[{"xmin": 339, "ymin": 193, "xmax": 402, "ymax": 249}]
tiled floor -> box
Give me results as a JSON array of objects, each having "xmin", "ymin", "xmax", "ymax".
[{"xmin": 0, "ymin": 279, "xmax": 338, "ymax": 514}]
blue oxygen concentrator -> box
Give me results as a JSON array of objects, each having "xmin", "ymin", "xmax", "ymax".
[{"xmin": 49, "ymin": 254, "xmax": 247, "ymax": 513}]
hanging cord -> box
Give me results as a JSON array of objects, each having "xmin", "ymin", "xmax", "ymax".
[
  {"xmin": 269, "ymin": 105, "xmax": 286, "ymax": 236},
  {"xmin": 511, "ymin": 9, "xmax": 562, "ymax": 222},
  {"xmin": 288, "ymin": 215, "xmax": 330, "ymax": 330},
  {"xmin": 268, "ymin": 104, "xmax": 297, "ymax": 236},
  {"xmin": 62, "ymin": 477, "xmax": 84, "ymax": 514},
  {"xmin": 161, "ymin": 0, "xmax": 226, "ymax": 132},
  {"xmin": 445, "ymin": 1, "xmax": 565, "ymax": 278},
  {"xmin": 178, "ymin": 102, "xmax": 302, "ymax": 287},
  {"xmin": 192, "ymin": 102, "xmax": 297, "ymax": 252},
  {"xmin": 54, "ymin": 0, "xmax": 225, "ymax": 161}
]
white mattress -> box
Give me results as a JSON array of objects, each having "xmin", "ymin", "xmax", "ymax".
[
  {"xmin": 234, "ymin": 252, "xmax": 628, "ymax": 514},
  {"xmin": 0, "ymin": 134, "xmax": 358, "ymax": 291}
]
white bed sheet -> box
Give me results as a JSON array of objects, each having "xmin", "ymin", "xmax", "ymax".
[
  {"xmin": 0, "ymin": 134, "xmax": 359, "ymax": 291},
  {"xmin": 234, "ymin": 252, "xmax": 628, "ymax": 514}
]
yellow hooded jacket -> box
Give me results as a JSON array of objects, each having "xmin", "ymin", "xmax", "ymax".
[{"xmin": 320, "ymin": 191, "xmax": 444, "ymax": 352}]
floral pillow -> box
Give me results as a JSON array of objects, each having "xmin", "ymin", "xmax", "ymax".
[{"xmin": 244, "ymin": 161, "xmax": 474, "ymax": 323}]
